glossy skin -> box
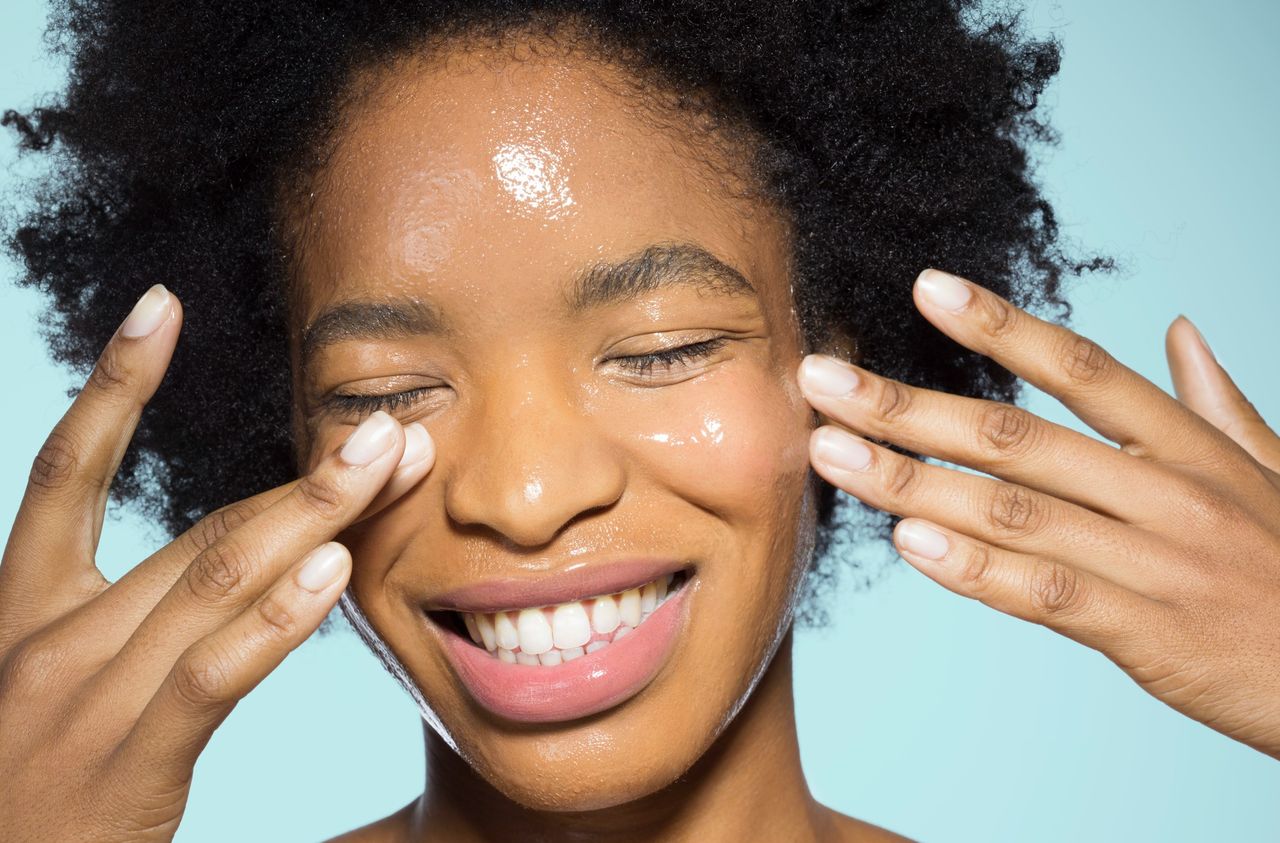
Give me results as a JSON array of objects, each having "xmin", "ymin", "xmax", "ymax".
[{"xmin": 0, "ymin": 38, "xmax": 1277, "ymax": 843}]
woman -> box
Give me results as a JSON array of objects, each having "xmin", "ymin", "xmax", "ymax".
[{"xmin": 2, "ymin": 1, "xmax": 1277, "ymax": 840}]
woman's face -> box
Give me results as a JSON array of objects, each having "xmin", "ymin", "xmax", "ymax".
[{"xmin": 288, "ymin": 45, "xmax": 820, "ymax": 810}]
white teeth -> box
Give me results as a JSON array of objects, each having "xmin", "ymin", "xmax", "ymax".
[
  {"xmin": 619, "ymin": 588, "xmax": 642, "ymax": 627},
  {"xmin": 455, "ymin": 571, "xmax": 684, "ymax": 665},
  {"xmin": 640, "ymin": 581, "xmax": 657, "ymax": 613},
  {"xmin": 462, "ymin": 613, "xmax": 482, "ymax": 646},
  {"xmin": 475, "ymin": 613, "xmax": 497, "ymax": 651},
  {"xmin": 552, "ymin": 603, "xmax": 592, "ymax": 649},
  {"xmin": 494, "ymin": 612, "xmax": 519, "ymax": 651},
  {"xmin": 591, "ymin": 595, "xmax": 620, "ymax": 634},
  {"xmin": 516, "ymin": 607, "xmax": 553, "ymax": 655}
]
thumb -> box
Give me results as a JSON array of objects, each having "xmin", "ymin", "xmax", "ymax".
[{"xmin": 1166, "ymin": 315, "xmax": 1280, "ymax": 473}]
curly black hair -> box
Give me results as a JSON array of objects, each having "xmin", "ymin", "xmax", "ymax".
[{"xmin": 4, "ymin": 0, "xmax": 1106, "ymax": 626}]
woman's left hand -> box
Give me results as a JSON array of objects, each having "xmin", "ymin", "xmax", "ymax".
[{"xmin": 797, "ymin": 269, "xmax": 1280, "ymax": 760}]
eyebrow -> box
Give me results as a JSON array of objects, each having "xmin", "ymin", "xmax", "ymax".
[{"xmin": 299, "ymin": 242, "xmax": 757, "ymax": 360}]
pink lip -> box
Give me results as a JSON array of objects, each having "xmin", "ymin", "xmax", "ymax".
[
  {"xmin": 427, "ymin": 557, "xmax": 690, "ymax": 612},
  {"xmin": 433, "ymin": 582, "xmax": 691, "ymax": 723}
]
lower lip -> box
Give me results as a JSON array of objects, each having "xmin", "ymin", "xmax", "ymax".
[{"xmin": 436, "ymin": 582, "xmax": 690, "ymax": 724}]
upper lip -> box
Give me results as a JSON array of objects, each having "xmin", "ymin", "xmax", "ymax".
[{"xmin": 425, "ymin": 557, "xmax": 691, "ymax": 613}]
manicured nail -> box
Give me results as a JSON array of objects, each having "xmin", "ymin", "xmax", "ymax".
[
  {"xmin": 896, "ymin": 520, "xmax": 950, "ymax": 561},
  {"xmin": 120, "ymin": 284, "xmax": 172, "ymax": 338},
  {"xmin": 340, "ymin": 411, "xmax": 398, "ymax": 465},
  {"xmin": 397, "ymin": 422, "xmax": 434, "ymax": 469},
  {"xmin": 813, "ymin": 427, "xmax": 873, "ymax": 472},
  {"xmin": 916, "ymin": 270, "xmax": 972, "ymax": 312},
  {"xmin": 800, "ymin": 355, "xmax": 861, "ymax": 397},
  {"xmin": 296, "ymin": 542, "xmax": 349, "ymax": 592},
  {"xmin": 1187, "ymin": 318, "xmax": 1216, "ymax": 362}
]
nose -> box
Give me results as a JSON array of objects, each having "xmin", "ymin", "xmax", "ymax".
[{"xmin": 442, "ymin": 366, "xmax": 626, "ymax": 547}]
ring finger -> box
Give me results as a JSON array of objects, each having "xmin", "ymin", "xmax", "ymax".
[{"xmin": 809, "ymin": 424, "xmax": 1161, "ymax": 594}]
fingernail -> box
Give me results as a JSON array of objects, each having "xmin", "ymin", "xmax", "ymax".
[
  {"xmin": 296, "ymin": 542, "xmax": 349, "ymax": 592},
  {"xmin": 897, "ymin": 520, "xmax": 950, "ymax": 560},
  {"xmin": 1188, "ymin": 318, "xmax": 1216, "ymax": 362},
  {"xmin": 120, "ymin": 284, "xmax": 172, "ymax": 338},
  {"xmin": 813, "ymin": 427, "xmax": 873, "ymax": 472},
  {"xmin": 340, "ymin": 411, "xmax": 398, "ymax": 465},
  {"xmin": 800, "ymin": 355, "xmax": 861, "ymax": 397},
  {"xmin": 917, "ymin": 269, "xmax": 972, "ymax": 312},
  {"xmin": 397, "ymin": 422, "xmax": 435, "ymax": 469}
]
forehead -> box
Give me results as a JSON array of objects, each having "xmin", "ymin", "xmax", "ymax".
[{"xmin": 291, "ymin": 45, "xmax": 789, "ymax": 323}]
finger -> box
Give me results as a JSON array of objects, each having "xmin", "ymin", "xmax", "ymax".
[
  {"xmin": 1166, "ymin": 315, "xmax": 1280, "ymax": 474},
  {"xmin": 352, "ymin": 421, "xmax": 436, "ymax": 524},
  {"xmin": 110, "ymin": 541, "xmax": 350, "ymax": 796},
  {"xmin": 911, "ymin": 269, "xmax": 1229, "ymax": 469},
  {"xmin": 797, "ymin": 352, "xmax": 1176, "ymax": 524},
  {"xmin": 809, "ymin": 425, "xmax": 1162, "ymax": 594},
  {"xmin": 31, "ymin": 483, "xmax": 298, "ymax": 665},
  {"xmin": 0, "ymin": 286, "xmax": 181, "ymax": 624},
  {"xmin": 36, "ymin": 423, "xmax": 430, "ymax": 666},
  {"xmin": 890, "ymin": 516, "xmax": 1165, "ymax": 656},
  {"xmin": 99, "ymin": 414, "xmax": 431, "ymax": 699}
]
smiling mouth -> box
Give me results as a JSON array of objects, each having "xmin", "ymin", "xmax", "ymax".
[{"xmin": 430, "ymin": 569, "xmax": 690, "ymax": 666}]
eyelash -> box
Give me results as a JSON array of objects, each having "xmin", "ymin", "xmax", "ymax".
[{"xmin": 327, "ymin": 338, "xmax": 728, "ymax": 414}]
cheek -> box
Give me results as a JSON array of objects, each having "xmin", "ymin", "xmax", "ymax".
[{"xmin": 619, "ymin": 366, "xmax": 814, "ymax": 527}]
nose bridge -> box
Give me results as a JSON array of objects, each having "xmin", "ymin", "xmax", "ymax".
[{"xmin": 443, "ymin": 360, "xmax": 625, "ymax": 546}]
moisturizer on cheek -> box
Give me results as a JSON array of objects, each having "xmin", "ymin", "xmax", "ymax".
[{"xmin": 492, "ymin": 141, "xmax": 576, "ymax": 219}]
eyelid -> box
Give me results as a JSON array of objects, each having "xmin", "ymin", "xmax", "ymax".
[
  {"xmin": 611, "ymin": 337, "xmax": 729, "ymax": 376},
  {"xmin": 322, "ymin": 337, "xmax": 729, "ymax": 417}
]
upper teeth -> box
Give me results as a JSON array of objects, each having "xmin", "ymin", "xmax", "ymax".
[{"xmin": 458, "ymin": 572, "xmax": 678, "ymax": 665}]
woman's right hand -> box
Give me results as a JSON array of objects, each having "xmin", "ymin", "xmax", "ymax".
[{"xmin": 0, "ymin": 285, "xmax": 435, "ymax": 841}]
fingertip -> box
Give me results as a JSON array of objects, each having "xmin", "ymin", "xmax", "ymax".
[
  {"xmin": 397, "ymin": 422, "xmax": 436, "ymax": 471},
  {"xmin": 296, "ymin": 541, "xmax": 352, "ymax": 593}
]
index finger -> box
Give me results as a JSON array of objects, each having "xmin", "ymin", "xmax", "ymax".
[
  {"xmin": 0, "ymin": 285, "xmax": 181, "ymax": 611},
  {"xmin": 911, "ymin": 269, "xmax": 1228, "ymax": 468}
]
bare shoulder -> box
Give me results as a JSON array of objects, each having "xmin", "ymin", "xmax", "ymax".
[
  {"xmin": 819, "ymin": 804, "xmax": 916, "ymax": 843},
  {"xmin": 324, "ymin": 803, "xmax": 414, "ymax": 843}
]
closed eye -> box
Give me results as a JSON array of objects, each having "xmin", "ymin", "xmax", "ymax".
[
  {"xmin": 323, "ymin": 338, "xmax": 730, "ymax": 416},
  {"xmin": 613, "ymin": 338, "xmax": 728, "ymax": 376}
]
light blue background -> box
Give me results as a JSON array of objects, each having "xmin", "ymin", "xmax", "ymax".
[{"xmin": 3, "ymin": 2, "xmax": 1278, "ymax": 840}]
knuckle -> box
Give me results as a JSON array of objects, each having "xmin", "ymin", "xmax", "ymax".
[
  {"xmin": 977, "ymin": 295, "xmax": 1019, "ymax": 341},
  {"xmin": 1028, "ymin": 561, "xmax": 1086, "ymax": 618},
  {"xmin": 185, "ymin": 542, "xmax": 252, "ymax": 605},
  {"xmin": 171, "ymin": 648, "xmax": 231, "ymax": 708},
  {"xmin": 955, "ymin": 544, "xmax": 996, "ymax": 593},
  {"xmin": 874, "ymin": 380, "xmax": 914, "ymax": 425},
  {"xmin": 985, "ymin": 483, "xmax": 1048, "ymax": 537},
  {"xmin": 255, "ymin": 592, "xmax": 299, "ymax": 638},
  {"xmin": 184, "ymin": 503, "xmax": 254, "ymax": 557},
  {"xmin": 29, "ymin": 430, "xmax": 80, "ymax": 492},
  {"xmin": 1057, "ymin": 334, "xmax": 1114, "ymax": 387},
  {"xmin": 882, "ymin": 454, "xmax": 922, "ymax": 500},
  {"xmin": 0, "ymin": 637, "xmax": 69, "ymax": 695},
  {"xmin": 88, "ymin": 341, "xmax": 134, "ymax": 395},
  {"xmin": 976, "ymin": 403, "xmax": 1039, "ymax": 458},
  {"xmin": 294, "ymin": 472, "xmax": 347, "ymax": 520}
]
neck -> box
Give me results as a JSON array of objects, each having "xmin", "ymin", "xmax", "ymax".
[{"xmin": 403, "ymin": 628, "xmax": 831, "ymax": 843}]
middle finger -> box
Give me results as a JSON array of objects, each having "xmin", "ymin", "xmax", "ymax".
[
  {"xmin": 797, "ymin": 353, "xmax": 1175, "ymax": 525},
  {"xmin": 93, "ymin": 412, "xmax": 431, "ymax": 698},
  {"xmin": 807, "ymin": 424, "xmax": 1161, "ymax": 594}
]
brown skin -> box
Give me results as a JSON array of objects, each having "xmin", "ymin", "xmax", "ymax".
[
  {"xmin": 288, "ymin": 46, "xmax": 877, "ymax": 840},
  {"xmin": 0, "ymin": 36, "xmax": 1276, "ymax": 843}
]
